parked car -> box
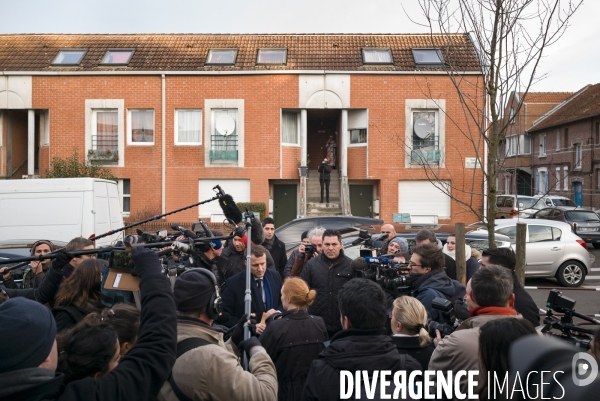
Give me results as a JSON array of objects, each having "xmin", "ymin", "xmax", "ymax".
[
  {"xmin": 479, "ymin": 219, "xmax": 590, "ymax": 287},
  {"xmin": 534, "ymin": 195, "xmax": 578, "ymax": 208},
  {"xmin": 275, "ymin": 216, "xmax": 383, "ymax": 251},
  {"xmin": 532, "ymin": 207, "xmax": 600, "ymax": 249},
  {"xmin": 495, "ymin": 195, "xmax": 545, "ymax": 219},
  {"xmin": 0, "ymin": 239, "xmax": 67, "ymax": 288}
]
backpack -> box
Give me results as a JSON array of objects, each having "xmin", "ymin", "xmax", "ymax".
[{"xmin": 169, "ymin": 337, "xmax": 211, "ymax": 401}]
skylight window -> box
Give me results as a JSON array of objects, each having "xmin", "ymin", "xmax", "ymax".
[
  {"xmin": 412, "ymin": 49, "xmax": 444, "ymax": 66},
  {"xmin": 100, "ymin": 49, "xmax": 135, "ymax": 65},
  {"xmin": 206, "ymin": 49, "xmax": 237, "ymax": 65},
  {"xmin": 257, "ymin": 49, "xmax": 287, "ymax": 64},
  {"xmin": 362, "ymin": 48, "xmax": 393, "ymax": 64},
  {"xmin": 51, "ymin": 50, "xmax": 87, "ymax": 65}
]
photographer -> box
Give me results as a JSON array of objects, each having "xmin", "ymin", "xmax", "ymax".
[
  {"xmin": 429, "ymin": 265, "xmax": 522, "ymax": 397},
  {"xmin": 290, "ymin": 227, "xmax": 325, "ymax": 277},
  {"xmin": 318, "ymin": 159, "xmax": 333, "ymax": 204},
  {"xmin": 284, "ymin": 230, "xmax": 310, "ymax": 278}
]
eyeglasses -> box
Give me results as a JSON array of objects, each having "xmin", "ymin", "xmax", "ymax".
[{"xmin": 408, "ymin": 262, "xmax": 423, "ymax": 268}]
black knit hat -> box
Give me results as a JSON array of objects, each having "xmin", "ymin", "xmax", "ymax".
[
  {"xmin": 0, "ymin": 297, "xmax": 57, "ymax": 373},
  {"xmin": 174, "ymin": 271, "xmax": 216, "ymax": 312}
]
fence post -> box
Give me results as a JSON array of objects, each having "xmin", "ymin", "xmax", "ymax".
[
  {"xmin": 455, "ymin": 223, "xmax": 466, "ymax": 285},
  {"xmin": 515, "ymin": 223, "xmax": 527, "ymax": 287}
]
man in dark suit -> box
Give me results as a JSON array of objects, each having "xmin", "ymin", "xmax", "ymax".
[{"xmin": 222, "ymin": 245, "xmax": 283, "ymax": 334}]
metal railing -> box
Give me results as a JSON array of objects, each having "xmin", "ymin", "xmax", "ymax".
[
  {"xmin": 411, "ymin": 136, "xmax": 440, "ymax": 163},
  {"xmin": 92, "ymin": 134, "xmax": 118, "ymax": 151},
  {"xmin": 210, "ymin": 134, "xmax": 238, "ymax": 161}
]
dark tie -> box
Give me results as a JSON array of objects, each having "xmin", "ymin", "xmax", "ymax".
[{"xmin": 256, "ymin": 278, "xmax": 266, "ymax": 309}]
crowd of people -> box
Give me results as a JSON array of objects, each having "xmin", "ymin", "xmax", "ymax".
[{"xmin": 1, "ymin": 219, "xmax": 599, "ymax": 401}]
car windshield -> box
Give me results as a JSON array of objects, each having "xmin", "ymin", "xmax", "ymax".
[
  {"xmin": 518, "ymin": 197, "xmax": 545, "ymax": 210},
  {"xmin": 552, "ymin": 198, "xmax": 577, "ymax": 207},
  {"xmin": 565, "ymin": 211, "xmax": 600, "ymax": 222}
]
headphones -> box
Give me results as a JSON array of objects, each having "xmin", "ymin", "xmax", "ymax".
[
  {"xmin": 30, "ymin": 240, "xmax": 55, "ymax": 256},
  {"xmin": 178, "ymin": 268, "xmax": 223, "ymax": 320}
]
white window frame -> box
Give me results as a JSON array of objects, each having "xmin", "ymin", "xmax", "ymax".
[
  {"xmin": 127, "ymin": 109, "xmax": 155, "ymax": 146},
  {"xmin": 117, "ymin": 179, "xmax": 130, "ymax": 217},
  {"xmin": 575, "ymin": 143, "xmax": 582, "ymax": 170},
  {"xmin": 538, "ymin": 168, "xmax": 548, "ymax": 195},
  {"xmin": 85, "ymin": 100, "xmax": 125, "ymax": 168},
  {"xmin": 348, "ymin": 128, "xmax": 368, "ymax": 147},
  {"xmin": 563, "ymin": 166, "xmax": 568, "ymax": 191},
  {"xmin": 539, "ymin": 134, "xmax": 546, "ymax": 157},
  {"xmin": 556, "ymin": 130, "xmax": 560, "ymax": 151},
  {"xmin": 556, "ymin": 167, "xmax": 561, "ymax": 191},
  {"xmin": 281, "ymin": 110, "xmax": 300, "ymax": 146},
  {"xmin": 174, "ymin": 109, "xmax": 202, "ymax": 146},
  {"xmin": 405, "ymin": 99, "xmax": 446, "ymax": 168},
  {"xmin": 38, "ymin": 110, "xmax": 50, "ymax": 147},
  {"xmin": 204, "ymin": 99, "xmax": 244, "ymax": 168}
]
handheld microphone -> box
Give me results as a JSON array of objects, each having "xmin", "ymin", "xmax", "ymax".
[
  {"xmin": 170, "ymin": 223, "xmax": 198, "ymax": 239},
  {"xmin": 218, "ymin": 193, "xmax": 243, "ymax": 225},
  {"xmin": 364, "ymin": 256, "xmax": 389, "ymax": 264}
]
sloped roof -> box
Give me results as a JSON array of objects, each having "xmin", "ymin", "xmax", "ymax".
[
  {"xmin": 0, "ymin": 34, "xmax": 481, "ymax": 72},
  {"xmin": 518, "ymin": 92, "xmax": 574, "ymax": 103},
  {"xmin": 529, "ymin": 84, "xmax": 600, "ymax": 131}
]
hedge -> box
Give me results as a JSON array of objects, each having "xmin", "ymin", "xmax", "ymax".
[{"xmin": 236, "ymin": 202, "xmax": 266, "ymax": 221}]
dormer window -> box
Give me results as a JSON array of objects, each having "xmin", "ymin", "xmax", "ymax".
[
  {"xmin": 206, "ymin": 49, "xmax": 237, "ymax": 65},
  {"xmin": 100, "ymin": 49, "xmax": 135, "ymax": 65},
  {"xmin": 51, "ymin": 50, "xmax": 87, "ymax": 66},
  {"xmin": 362, "ymin": 48, "xmax": 393, "ymax": 64},
  {"xmin": 257, "ymin": 49, "xmax": 287, "ymax": 64},
  {"xmin": 412, "ymin": 49, "xmax": 444, "ymax": 66}
]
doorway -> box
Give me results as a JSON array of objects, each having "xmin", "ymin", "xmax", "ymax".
[
  {"xmin": 306, "ymin": 109, "xmax": 340, "ymax": 170},
  {"xmin": 573, "ymin": 182, "xmax": 583, "ymax": 206},
  {"xmin": 349, "ymin": 185, "xmax": 373, "ymax": 217},
  {"xmin": 273, "ymin": 184, "xmax": 298, "ymax": 227}
]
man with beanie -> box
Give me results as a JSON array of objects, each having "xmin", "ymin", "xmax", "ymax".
[
  {"xmin": 387, "ymin": 237, "xmax": 409, "ymax": 255},
  {"xmin": 0, "ymin": 246, "xmax": 177, "ymax": 401},
  {"xmin": 262, "ymin": 217, "xmax": 287, "ymax": 280},
  {"xmin": 158, "ymin": 267, "xmax": 277, "ymax": 401},
  {"xmin": 23, "ymin": 240, "xmax": 55, "ymax": 288}
]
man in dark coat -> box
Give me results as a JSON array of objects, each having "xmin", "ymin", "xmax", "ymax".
[
  {"xmin": 222, "ymin": 245, "xmax": 283, "ymax": 331},
  {"xmin": 301, "ymin": 279, "xmax": 421, "ymax": 400},
  {"xmin": 409, "ymin": 244, "xmax": 457, "ymax": 324},
  {"xmin": 262, "ymin": 217, "xmax": 288, "ymax": 281},
  {"xmin": 481, "ymin": 247, "xmax": 540, "ymax": 327},
  {"xmin": 318, "ymin": 158, "xmax": 333, "ymax": 203},
  {"xmin": 300, "ymin": 229, "xmax": 353, "ymax": 338},
  {"xmin": 0, "ymin": 246, "xmax": 177, "ymax": 401},
  {"xmin": 415, "ymin": 229, "xmax": 458, "ymax": 280}
]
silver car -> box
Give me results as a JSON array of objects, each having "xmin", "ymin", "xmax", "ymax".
[{"xmin": 490, "ymin": 219, "xmax": 590, "ymax": 287}]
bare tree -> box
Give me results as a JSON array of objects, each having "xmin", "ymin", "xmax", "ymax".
[{"xmin": 403, "ymin": 0, "xmax": 581, "ymax": 247}]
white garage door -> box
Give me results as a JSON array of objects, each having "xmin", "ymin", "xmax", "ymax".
[
  {"xmin": 398, "ymin": 180, "xmax": 451, "ymax": 220},
  {"xmin": 199, "ymin": 179, "xmax": 250, "ymax": 222}
]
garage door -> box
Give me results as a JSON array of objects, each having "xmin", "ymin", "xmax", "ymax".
[
  {"xmin": 199, "ymin": 179, "xmax": 250, "ymax": 222},
  {"xmin": 398, "ymin": 180, "xmax": 451, "ymax": 220}
]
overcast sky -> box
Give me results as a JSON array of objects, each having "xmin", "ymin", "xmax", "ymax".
[{"xmin": 1, "ymin": 0, "xmax": 597, "ymax": 92}]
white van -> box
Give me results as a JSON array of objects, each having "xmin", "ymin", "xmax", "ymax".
[{"xmin": 0, "ymin": 178, "xmax": 124, "ymax": 246}]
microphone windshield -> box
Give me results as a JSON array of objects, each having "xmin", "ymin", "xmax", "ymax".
[
  {"xmin": 218, "ymin": 194, "xmax": 243, "ymax": 225},
  {"xmin": 250, "ymin": 216, "xmax": 265, "ymax": 245}
]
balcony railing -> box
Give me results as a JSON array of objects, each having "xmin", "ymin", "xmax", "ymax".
[
  {"xmin": 210, "ymin": 134, "xmax": 238, "ymax": 162},
  {"xmin": 411, "ymin": 149, "xmax": 441, "ymax": 163},
  {"xmin": 89, "ymin": 135, "xmax": 119, "ymax": 162}
]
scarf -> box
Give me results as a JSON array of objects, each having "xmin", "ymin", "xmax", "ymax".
[
  {"xmin": 410, "ymin": 270, "xmax": 443, "ymax": 289},
  {"xmin": 442, "ymin": 243, "xmax": 472, "ymax": 261},
  {"xmin": 469, "ymin": 306, "xmax": 517, "ymax": 318},
  {"xmin": 262, "ymin": 237, "xmax": 275, "ymax": 251}
]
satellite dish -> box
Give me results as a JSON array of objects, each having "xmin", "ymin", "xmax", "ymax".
[
  {"xmin": 413, "ymin": 118, "xmax": 432, "ymax": 139},
  {"xmin": 216, "ymin": 114, "xmax": 236, "ymax": 136}
]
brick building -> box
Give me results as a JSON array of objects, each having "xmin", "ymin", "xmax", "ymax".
[
  {"xmin": 499, "ymin": 91, "xmax": 574, "ymax": 196},
  {"xmin": 0, "ymin": 34, "xmax": 484, "ymax": 226},
  {"xmin": 528, "ymin": 83, "xmax": 600, "ymax": 208}
]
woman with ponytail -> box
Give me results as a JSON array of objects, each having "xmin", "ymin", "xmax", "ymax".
[
  {"xmin": 390, "ymin": 296, "xmax": 435, "ymax": 370},
  {"xmin": 83, "ymin": 304, "xmax": 140, "ymax": 357},
  {"xmin": 259, "ymin": 277, "xmax": 328, "ymax": 401}
]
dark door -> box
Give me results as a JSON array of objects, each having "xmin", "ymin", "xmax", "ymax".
[
  {"xmin": 273, "ymin": 184, "xmax": 297, "ymax": 227},
  {"xmin": 574, "ymin": 182, "xmax": 583, "ymax": 207},
  {"xmin": 349, "ymin": 185, "xmax": 373, "ymax": 217}
]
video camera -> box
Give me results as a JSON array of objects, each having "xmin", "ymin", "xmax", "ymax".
[
  {"xmin": 350, "ymin": 229, "xmax": 389, "ymax": 250},
  {"xmin": 427, "ymin": 297, "xmax": 461, "ymax": 339},
  {"xmin": 353, "ymin": 255, "xmax": 413, "ymax": 295},
  {"xmin": 541, "ymin": 289, "xmax": 599, "ymax": 349}
]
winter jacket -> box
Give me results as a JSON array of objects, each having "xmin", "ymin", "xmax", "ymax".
[
  {"xmin": 284, "ymin": 249, "xmax": 301, "ymax": 278},
  {"xmin": 222, "ymin": 268, "xmax": 283, "ymax": 326},
  {"xmin": 301, "ymin": 328, "xmax": 422, "ymax": 401},
  {"xmin": 318, "ymin": 164, "xmax": 333, "ymax": 180},
  {"xmin": 390, "ymin": 335, "xmax": 435, "ymax": 371},
  {"xmin": 412, "ymin": 270, "xmax": 456, "ymax": 324},
  {"xmin": 264, "ymin": 234, "xmax": 288, "ymax": 281},
  {"xmin": 442, "ymin": 244, "xmax": 480, "ymax": 282},
  {"xmin": 428, "ymin": 311, "xmax": 523, "ymax": 399},
  {"xmin": 260, "ymin": 309, "xmax": 328, "ymax": 401},
  {"xmin": 220, "ymin": 241, "xmax": 277, "ymax": 285},
  {"xmin": 0, "ymin": 257, "xmax": 177, "ymax": 401},
  {"xmin": 3, "ymin": 259, "xmax": 68, "ymax": 304},
  {"xmin": 512, "ymin": 272, "xmax": 540, "ymax": 327},
  {"xmin": 158, "ymin": 316, "xmax": 278, "ymax": 401},
  {"xmin": 299, "ymin": 251, "xmax": 354, "ymax": 334}
]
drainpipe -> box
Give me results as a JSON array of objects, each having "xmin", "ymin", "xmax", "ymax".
[
  {"xmin": 27, "ymin": 110, "xmax": 35, "ymax": 176},
  {"xmin": 161, "ymin": 74, "xmax": 166, "ymax": 215}
]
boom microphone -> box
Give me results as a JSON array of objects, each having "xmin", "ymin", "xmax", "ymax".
[
  {"xmin": 170, "ymin": 223, "xmax": 197, "ymax": 239},
  {"xmin": 218, "ymin": 194, "xmax": 243, "ymax": 225},
  {"xmin": 250, "ymin": 214, "xmax": 265, "ymax": 245}
]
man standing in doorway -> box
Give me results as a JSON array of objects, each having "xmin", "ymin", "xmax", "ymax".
[{"xmin": 318, "ymin": 158, "xmax": 333, "ymax": 204}]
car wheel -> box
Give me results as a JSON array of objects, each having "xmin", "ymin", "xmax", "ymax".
[
  {"xmin": 593, "ymin": 243, "xmax": 600, "ymax": 249},
  {"xmin": 555, "ymin": 261, "xmax": 586, "ymax": 287}
]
